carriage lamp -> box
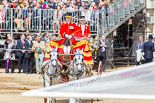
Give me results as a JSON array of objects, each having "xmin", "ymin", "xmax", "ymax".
[
  {"xmin": 53, "ymin": 35, "xmax": 57, "ymax": 40},
  {"xmin": 93, "ymin": 36, "xmax": 99, "ymax": 59},
  {"xmin": 93, "ymin": 36, "xmax": 99, "ymax": 49},
  {"xmin": 89, "ymin": 38, "xmax": 94, "ymax": 47}
]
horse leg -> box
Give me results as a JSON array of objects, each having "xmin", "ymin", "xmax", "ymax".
[
  {"xmin": 44, "ymin": 73, "xmax": 52, "ymax": 103},
  {"xmin": 88, "ymin": 64, "xmax": 93, "ymax": 76},
  {"xmin": 52, "ymin": 99, "xmax": 56, "ymax": 103},
  {"xmin": 77, "ymin": 99, "xmax": 83, "ymax": 103},
  {"xmin": 91, "ymin": 99, "xmax": 94, "ymax": 103},
  {"xmin": 69, "ymin": 98, "xmax": 76, "ymax": 103},
  {"xmin": 43, "ymin": 77, "xmax": 47, "ymax": 103}
]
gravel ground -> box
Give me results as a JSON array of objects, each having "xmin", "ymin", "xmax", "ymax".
[{"xmin": 0, "ymin": 67, "xmax": 155, "ymax": 103}]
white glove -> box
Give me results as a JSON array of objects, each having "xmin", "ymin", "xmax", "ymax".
[
  {"xmin": 69, "ymin": 35, "xmax": 72, "ymax": 39},
  {"xmin": 65, "ymin": 34, "xmax": 69, "ymax": 38}
]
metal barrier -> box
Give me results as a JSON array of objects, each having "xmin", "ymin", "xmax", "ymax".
[
  {"xmin": 0, "ymin": 0, "xmax": 144, "ymax": 36},
  {"xmin": 100, "ymin": 0, "xmax": 144, "ymax": 33},
  {"xmin": 0, "ymin": 8, "xmax": 99, "ymax": 35}
]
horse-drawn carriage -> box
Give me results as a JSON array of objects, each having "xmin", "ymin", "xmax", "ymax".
[
  {"xmin": 39, "ymin": 12, "xmax": 101, "ymax": 103},
  {"xmin": 40, "ymin": 37, "xmax": 94, "ymax": 103}
]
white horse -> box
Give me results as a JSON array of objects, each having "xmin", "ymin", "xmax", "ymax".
[
  {"xmin": 41, "ymin": 47, "xmax": 62, "ymax": 103},
  {"xmin": 68, "ymin": 49, "xmax": 89, "ymax": 103}
]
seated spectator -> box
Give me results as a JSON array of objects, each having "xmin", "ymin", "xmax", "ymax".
[
  {"xmin": 50, "ymin": 0, "xmax": 57, "ymax": 9},
  {"xmin": 62, "ymin": 3, "xmax": 67, "ymax": 9},
  {"xmin": 9, "ymin": 0, "xmax": 18, "ymax": 8},
  {"xmin": 89, "ymin": 2, "xmax": 95, "ymax": 10},
  {"xmin": 0, "ymin": 7, "xmax": 5, "ymax": 31},
  {"xmin": 75, "ymin": 0, "xmax": 82, "ymax": 9},
  {"xmin": 74, "ymin": 6, "xmax": 81, "ymax": 23},
  {"xmin": 23, "ymin": 2, "xmax": 28, "ymax": 28},
  {"xmin": 32, "ymin": 0, "xmax": 37, "ymax": 9},
  {"xmin": 67, "ymin": 1, "xmax": 75, "ymax": 13},
  {"xmin": 85, "ymin": 0, "xmax": 91, "ymax": 7},
  {"xmin": 42, "ymin": 0, "xmax": 48, "ymax": 9},
  {"xmin": 14, "ymin": 5, "xmax": 24, "ymax": 30},
  {"xmin": 0, "ymin": 1, "xmax": 3, "ymax": 8},
  {"xmin": 79, "ymin": 1, "xmax": 85, "ymax": 11},
  {"xmin": 23, "ymin": 2, "xmax": 28, "ymax": 16},
  {"xmin": 56, "ymin": 0, "xmax": 62, "ymax": 6},
  {"xmin": 19, "ymin": 0, "xmax": 24, "ymax": 8},
  {"xmin": 53, "ymin": 5, "xmax": 63, "ymax": 33},
  {"xmin": 66, "ymin": 0, "xmax": 70, "ymax": 8},
  {"xmin": 25, "ymin": 9, "xmax": 32, "ymax": 30},
  {"xmin": 4, "ymin": 37, "xmax": 16, "ymax": 73},
  {"xmin": 29, "ymin": 0, "xmax": 34, "ymax": 8},
  {"xmin": 2, "ymin": 0, "xmax": 8, "ymax": 10},
  {"xmin": 42, "ymin": 4, "xmax": 51, "ymax": 30},
  {"xmin": 32, "ymin": 35, "xmax": 45, "ymax": 74},
  {"xmin": 38, "ymin": 0, "xmax": 44, "ymax": 6},
  {"xmin": 81, "ymin": 5, "xmax": 92, "ymax": 24},
  {"xmin": 33, "ymin": 4, "xmax": 41, "ymax": 29}
]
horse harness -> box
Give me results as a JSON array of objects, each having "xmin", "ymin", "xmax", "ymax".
[
  {"xmin": 69, "ymin": 61, "xmax": 89, "ymax": 79},
  {"xmin": 40, "ymin": 61, "xmax": 61, "ymax": 85}
]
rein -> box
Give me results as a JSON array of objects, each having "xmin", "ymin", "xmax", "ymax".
[
  {"xmin": 45, "ymin": 62, "xmax": 59, "ymax": 78},
  {"xmin": 69, "ymin": 60, "xmax": 89, "ymax": 78},
  {"xmin": 40, "ymin": 60, "xmax": 61, "ymax": 84},
  {"xmin": 58, "ymin": 60, "xmax": 78, "ymax": 70},
  {"xmin": 49, "ymin": 49, "xmax": 58, "ymax": 53}
]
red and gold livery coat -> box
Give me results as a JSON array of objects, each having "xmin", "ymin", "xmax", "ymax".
[
  {"xmin": 58, "ymin": 21, "xmax": 77, "ymax": 44},
  {"xmin": 74, "ymin": 24, "xmax": 90, "ymax": 37}
]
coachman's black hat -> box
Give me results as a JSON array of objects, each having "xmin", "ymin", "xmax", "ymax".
[
  {"xmin": 65, "ymin": 12, "xmax": 72, "ymax": 18},
  {"xmin": 79, "ymin": 16, "xmax": 85, "ymax": 21}
]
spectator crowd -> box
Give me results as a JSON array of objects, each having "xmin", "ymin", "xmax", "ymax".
[
  {"xmin": 0, "ymin": 0, "xmax": 147, "ymax": 74},
  {"xmin": 3, "ymin": 32, "xmax": 50, "ymax": 74},
  {"xmin": 0, "ymin": 0, "xmax": 115, "ymax": 74},
  {"xmin": 0, "ymin": 0, "xmax": 113, "ymax": 32}
]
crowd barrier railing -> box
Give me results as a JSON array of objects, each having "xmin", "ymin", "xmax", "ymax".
[
  {"xmin": 0, "ymin": 8, "xmax": 99, "ymax": 36},
  {"xmin": 0, "ymin": 0, "xmax": 145, "ymax": 36}
]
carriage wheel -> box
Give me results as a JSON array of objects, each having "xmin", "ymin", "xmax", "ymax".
[{"xmin": 97, "ymin": 61, "xmax": 102, "ymax": 75}]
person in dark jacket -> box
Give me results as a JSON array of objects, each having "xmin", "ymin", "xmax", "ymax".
[
  {"xmin": 49, "ymin": 0, "xmax": 56, "ymax": 9},
  {"xmin": 135, "ymin": 35, "xmax": 145, "ymax": 65},
  {"xmin": 96, "ymin": 35, "xmax": 109, "ymax": 72},
  {"xmin": 143, "ymin": 34, "xmax": 154, "ymax": 63},
  {"xmin": 25, "ymin": 36, "xmax": 34, "ymax": 73},
  {"xmin": 4, "ymin": 34, "xmax": 11, "ymax": 50},
  {"xmin": 16, "ymin": 34, "xmax": 27, "ymax": 73}
]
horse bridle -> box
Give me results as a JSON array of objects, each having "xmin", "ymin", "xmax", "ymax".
[
  {"xmin": 41, "ymin": 50, "xmax": 60, "ymax": 84},
  {"xmin": 69, "ymin": 53, "xmax": 85, "ymax": 78},
  {"xmin": 73, "ymin": 53, "xmax": 84, "ymax": 66},
  {"xmin": 49, "ymin": 49, "xmax": 59, "ymax": 65}
]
